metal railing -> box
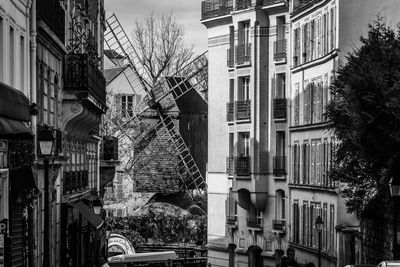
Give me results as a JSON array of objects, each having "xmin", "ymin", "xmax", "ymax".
[
  {"xmin": 274, "ymin": 39, "xmax": 287, "ymax": 61},
  {"xmin": 64, "ymin": 53, "xmax": 107, "ymax": 107},
  {"xmin": 201, "ymin": 0, "xmax": 234, "ymax": 20},
  {"xmin": 236, "ymin": 0, "xmax": 252, "ymax": 10},
  {"xmin": 273, "ymin": 156, "xmax": 286, "ymax": 176},
  {"xmin": 235, "ymin": 43, "xmax": 252, "ymax": 65},
  {"xmin": 273, "ymin": 98, "xmax": 287, "ymax": 119},
  {"xmin": 247, "ymin": 217, "xmax": 263, "ymax": 229},
  {"xmin": 235, "ymin": 156, "xmax": 251, "ymax": 176},
  {"xmin": 235, "ymin": 100, "xmax": 251, "ymax": 120},
  {"xmin": 226, "ymin": 215, "xmax": 237, "ymax": 225},
  {"xmin": 227, "ymin": 102, "xmax": 235, "ymax": 122},
  {"xmin": 272, "ymin": 219, "xmax": 286, "ymax": 232},
  {"xmin": 226, "ymin": 156, "xmax": 235, "ymax": 175},
  {"xmin": 227, "ymin": 48, "xmax": 235, "ymax": 68}
]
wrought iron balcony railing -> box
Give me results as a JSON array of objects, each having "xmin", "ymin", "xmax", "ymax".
[
  {"xmin": 235, "ymin": 43, "xmax": 251, "ymax": 65},
  {"xmin": 235, "ymin": 100, "xmax": 251, "ymax": 120},
  {"xmin": 63, "ymin": 170, "xmax": 89, "ymax": 194},
  {"xmin": 247, "ymin": 217, "xmax": 263, "ymax": 229},
  {"xmin": 236, "ymin": 0, "xmax": 252, "ymax": 10},
  {"xmin": 226, "ymin": 215, "xmax": 237, "ymax": 225},
  {"xmin": 273, "ymin": 98, "xmax": 287, "ymax": 120},
  {"xmin": 272, "ymin": 219, "xmax": 286, "ymax": 232},
  {"xmin": 64, "ymin": 53, "xmax": 107, "ymax": 108},
  {"xmin": 273, "ymin": 156, "xmax": 286, "ymax": 176},
  {"xmin": 227, "ymin": 48, "xmax": 235, "ymax": 68},
  {"xmin": 274, "ymin": 39, "xmax": 287, "ymax": 61},
  {"xmin": 101, "ymin": 136, "xmax": 119, "ymax": 161},
  {"xmin": 37, "ymin": 0, "xmax": 65, "ymax": 43},
  {"xmin": 235, "ymin": 156, "xmax": 251, "ymax": 176},
  {"xmin": 227, "ymin": 102, "xmax": 235, "ymax": 122},
  {"xmin": 201, "ymin": 0, "xmax": 234, "ymax": 20},
  {"xmin": 227, "ymin": 156, "xmax": 235, "ymax": 175}
]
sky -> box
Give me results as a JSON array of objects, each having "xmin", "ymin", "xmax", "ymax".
[{"xmin": 104, "ymin": 0, "xmax": 208, "ymax": 54}]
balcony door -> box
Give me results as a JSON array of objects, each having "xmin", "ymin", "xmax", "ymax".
[
  {"xmin": 276, "ymin": 16, "xmax": 285, "ymax": 41},
  {"xmin": 276, "ymin": 131, "xmax": 285, "ymax": 157},
  {"xmin": 238, "ymin": 132, "xmax": 250, "ymax": 157},
  {"xmin": 238, "ymin": 76, "xmax": 250, "ymax": 101},
  {"xmin": 276, "ymin": 73, "xmax": 285, "ymax": 99},
  {"xmin": 239, "ymin": 21, "xmax": 250, "ymax": 46}
]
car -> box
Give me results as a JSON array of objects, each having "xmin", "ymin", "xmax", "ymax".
[
  {"xmin": 377, "ymin": 261, "xmax": 400, "ymax": 267},
  {"xmin": 344, "ymin": 265, "xmax": 376, "ymax": 267}
]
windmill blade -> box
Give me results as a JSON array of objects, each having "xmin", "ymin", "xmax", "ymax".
[{"xmin": 104, "ymin": 13, "xmax": 150, "ymax": 96}]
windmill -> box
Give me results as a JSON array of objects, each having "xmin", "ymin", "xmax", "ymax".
[{"xmin": 104, "ymin": 14, "xmax": 207, "ymax": 199}]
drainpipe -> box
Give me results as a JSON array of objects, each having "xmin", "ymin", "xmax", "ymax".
[
  {"xmin": 30, "ymin": 0, "xmax": 37, "ymax": 157},
  {"xmin": 29, "ymin": 0, "xmax": 37, "ymax": 266}
]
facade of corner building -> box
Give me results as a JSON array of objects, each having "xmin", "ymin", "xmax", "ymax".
[
  {"xmin": 202, "ymin": 0, "xmax": 291, "ymax": 266},
  {"xmin": 288, "ymin": 0, "xmax": 400, "ymax": 266}
]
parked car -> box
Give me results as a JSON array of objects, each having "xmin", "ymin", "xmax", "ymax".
[
  {"xmin": 377, "ymin": 261, "xmax": 400, "ymax": 267},
  {"xmin": 344, "ymin": 265, "xmax": 376, "ymax": 267}
]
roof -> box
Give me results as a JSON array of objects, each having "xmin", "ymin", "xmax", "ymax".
[
  {"xmin": 104, "ymin": 67, "xmax": 126, "ymax": 84},
  {"xmin": 104, "ymin": 49, "xmax": 125, "ymax": 60}
]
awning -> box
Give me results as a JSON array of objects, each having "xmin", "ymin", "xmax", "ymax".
[
  {"xmin": 10, "ymin": 166, "xmax": 38, "ymax": 192},
  {"xmin": 72, "ymin": 201, "xmax": 104, "ymax": 229},
  {"xmin": 0, "ymin": 116, "xmax": 32, "ymax": 139},
  {"xmin": 0, "ymin": 82, "xmax": 31, "ymax": 121}
]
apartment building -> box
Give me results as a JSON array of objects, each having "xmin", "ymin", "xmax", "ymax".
[
  {"xmin": 201, "ymin": 0, "xmax": 290, "ymax": 266},
  {"xmin": 288, "ymin": 0, "xmax": 400, "ymax": 266}
]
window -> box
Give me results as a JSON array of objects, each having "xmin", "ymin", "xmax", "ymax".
[
  {"xmin": 9, "ymin": 26, "xmax": 14, "ymax": 86},
  {"xmin": 302, "ymin": 141, "xmax": 310, "ymax": 184},
  {"xmin": 20, "ymin": 35, "xmax": 25, "ymax": 91},
  {"xmin": 239, "ymin": 76, "xmax": 250, "ymax": 100},
  {"xmin": 240, "ymin": 21, "xmax": 250, "ymax": 45},
  {"xmin": 292, "ymin": 142, "xmax": 300, "ymax": 183},
  {"xmin": 292, "ymin": 200, "xmax": 299, "ymax": 244},
  {"xmin": 323, "ymin": 13, "xmax": 328, "ymax": 55},
  {"xmin": 229, "ymin": 79, "xmax": 234, "ymax": 102},
  {"xmin": 302, "ymin": 201, "xmax": 308, "ymax": 246},
  {"xmin": 304, "ymin": 83, "xmax": 312, "ymax": 124},
  {"xmin": 311, "ymin": 20, "xmax": 316, "ymax": 60},
  {"xmin": 330, "ymin": 7, "xmax": 336, "ymax": 50},
  {"xmin": 121, "ymin": 94, "xmax": 134, "ymax": 117},
  {"xmin": 312, "ymin": 80, "xmax": 323, "ymax": 123},
  {"xmin": 294, "ymin": 83, "xmax": 300, "ymax": 125},
  {"xmin": 227, "ymin": 188, "xmax": 237, "ymax": 218},
  {"xmin": 329, "ymin": 204, "xmax": 335, "ymax": 252},
  {"xmin": 276, "ymin": 16, "xmax": 285, "ymax": 41},
  {"xmin": 302, "ymin": 24, "xmax": 308, "ymax": 63},
  {"xmin": 323, "ymin": 203, "xmax": 328, "ymax": 251},
  {"xmin": 238, "ymin": 132, "xmax": 250, "ymax": 157},
  {"xmin": 276, "ymin": 190, "xmax": 285, "ymax": 220},
  {"xmin": 276, "ymin": 73, "xmax": 286, "ymax": 99},
  {"xmin": 293, "ymin": 28, "xmax": 300, "ymax": 66},
  {"xmin": 229, "ymin": 133, "xmax": 234, "ymax": 157}
]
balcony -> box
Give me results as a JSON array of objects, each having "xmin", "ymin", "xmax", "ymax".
[
  {"xmin": 272, "ymin": 219, "xmax": 286, "ymax": 233},
  {"xmin": 227, "ymin": 156, "xmax": 235, "ymax": 176},
  {"xmin": 235, "ymin": 100, "xmax": 251, "ymax": 121},
  {"xmin": 64, "ymin": 53, "xmax": 107, "ymax": 109},
  {"xmin": 247, "ymin": 217, "xmax": 263, "ymax": 230},
  {"xmin": 201, "ymin": 0, "xmax": 234, "ymax": 20},
  {"xmin": 273, "ymin": 98, "xmax": 287, "ymax": 120},
  {"xmin": 273, "ymin": 156, "xmax": 286, "ymax": 176},
  {"xmin": 226, "ymin": 215, "xmax": 238, "ymax": 228},
  {"xmin": 235, "ymin": 156, "xmax": 251, "ymax": 176},
  {"xmin": 63, "ymin": 170, "xmax": 89, "ymax": 194},
  {"xmin": 37, "ymin": 0, "xmax": 65, "ymax": 43},
  {"xmin": 236, "ymin": 0, "xmax": 252, "ymax": 10},
  {"xmin": 235, "ymin": 43, "xmax": 251, "ymax": 65},
  {"xmin": 227, "ymin": 102, "xmax": 235, "ymax": 122},
  {"xmin": 227, "ymin": 48, "xmax": 235, "ymax": 68},
  {"xmin": 274, "ymin": 39, "xmax": 287, "ymax": 62}
]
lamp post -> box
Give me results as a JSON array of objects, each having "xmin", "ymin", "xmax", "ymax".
[
  {"xmin": 38, "ymin": 126, "xmax": 56, "ymax": 267},
  {"xmin": 93, "ymin": 199, "xmax": 103, "ymax": 215},
  {"xmin": 105, "ymin": 224, "xmax": 112, "ymax": 259},
  {"xmin": 315, "ymin": 216, "xmax": 324, "ymax": 267}
]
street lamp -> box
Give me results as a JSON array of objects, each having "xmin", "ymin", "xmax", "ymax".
[
  {"xmin": 38, "ymin": 126, "xmax": 56, "ymax": 267},
  {"xmin": 93, "ymin": 199, "xmax": 103, "ymax": 215},
  {"xmin": 315, "ymin": 216, "xmax": 324, "ymax": 267}
]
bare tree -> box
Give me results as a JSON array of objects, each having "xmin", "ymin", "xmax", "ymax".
[{"xmin": 131, "ymin": 12, "xmax": 194, "ymax": 86}]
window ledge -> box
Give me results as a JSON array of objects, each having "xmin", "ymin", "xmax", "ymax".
[
  {"xmin": 289, "ymin": 121, "xmax": 328, "ymax": 132},
  {"xmin": 288, "ymin": 183, "xmax": 337, "ymax": 193}
]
